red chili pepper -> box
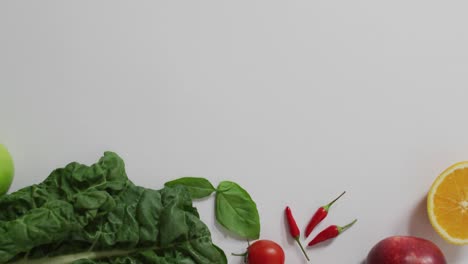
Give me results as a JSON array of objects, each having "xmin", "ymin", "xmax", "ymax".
[
  {"xmin": 307, "ymin": 219, "xmax": 357, "ymax": 247},
  {"xmin": 304, "ymin": 191, "xmax": 346, "ymax": 238},
  {"xmin": 285, "ymin": 206, "xmax": 310, "ymax": 261}
]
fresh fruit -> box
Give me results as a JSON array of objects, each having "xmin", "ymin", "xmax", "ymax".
[
  {"xmin": 245, "ymin": 240, "xmax": 285, "ymax": 264},
  {"xmin": 307, "ymin": 219, "xmax": 357, "ymax": 247},
  {"xmin": 427, "ymin": 161, "xmax": 468, "ymax": 245},
  {"xmin": 285, "ymin": 206, "xmax": 309, "ymax": 261},
  {"xmin": 0, "ymin": 144, "xmax": 14, "ymax": 195},
  {"xmin": 366, "ymin": 236, "xmax": 446, "ymax": 264}
]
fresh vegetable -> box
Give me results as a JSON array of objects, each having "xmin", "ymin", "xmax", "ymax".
[
  {"xmin": 165, "ymin": 177, "xmax": 216, "ymax": 199},
  {"xmin": 285, "ymin": 206, "xmax": 309, "ymax": 261},
  {"xmin": 304, "ymin": 191, "xmax": 345, "ymax": 237},
  {"xmin": 165, "ymin": 177, "xmax": 261, "ymax": 240},
  {"xmin": 238, "ymin": 240, "xmax": 285, "ymax": 264},
  {"xmin": 307, "ymin": 219, "xmax": 357, "ymax": 247},
  {"xmin": 366, "ymin": 236, "xmax": 447, "ymax": 264},
  {"xmin": 216, "ymin": 181, "xmax": 260, "ymax": 239},
  {"xmin": 0, "ymin": 152, "xmax": 225, "ymax": 264},
  {"xmin": 0, "ymin": 144, "xmax": 14, "ymax": 195},
  {"xmin": 427, "ymin": 161, "xmax": 468, "ymax": 245}
]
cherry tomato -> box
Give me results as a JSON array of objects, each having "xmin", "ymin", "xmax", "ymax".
[{"xmin": 247, "ymin": 240, "xmax": 285, "ymax": 264}]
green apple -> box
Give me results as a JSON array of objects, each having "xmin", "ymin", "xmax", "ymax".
[{"xmin": 0, "ymin": 144, "xmax": 14, "ymax": 195}]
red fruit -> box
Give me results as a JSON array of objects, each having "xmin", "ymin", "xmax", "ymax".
[
  {"xmin": 367, "ymin": 236, "xmax": 447, "ymax": 264},
  {"xmin": 247, "ymin": 240, "xmax": 285, "ymax": 264}
]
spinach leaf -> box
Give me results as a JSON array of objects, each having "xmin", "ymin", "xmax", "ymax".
[
  {"xmin": 215, "ymin": 181, "xmax": 260, "ymax": 239},
  {"xmin": 165, "ymin": 177, "xmax": 215, "ymax": 199},
  {"xmin": 0, "ymin": 152, "xmax": 225, "ymax": 264}
]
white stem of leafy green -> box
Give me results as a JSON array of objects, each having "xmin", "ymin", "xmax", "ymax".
[
  {"xmin": 10, "ymin": 249, "xmax": 135, "ymax": 264},
  {"xmin": 8, "ymin": 234, "xmax": 215, "ymax": 264}
]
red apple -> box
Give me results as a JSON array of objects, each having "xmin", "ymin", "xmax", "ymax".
[{"xmin": 367, "ymin": 236, "xmax": 446, "ymax": 264}]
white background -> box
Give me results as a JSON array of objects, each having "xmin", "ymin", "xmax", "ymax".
[{"xmin": 1, "ymin": 1, "xmax": 467, "ymax": 263}]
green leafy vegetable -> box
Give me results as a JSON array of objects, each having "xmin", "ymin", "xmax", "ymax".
[
  {"xmin": 0, "ymin": 152, "xmax": 225, "ymax": 264},
  {"xmin": 164, "ymin": 178, "xmax": 261, "ymax": 241},
  {"xmin": 165, "ymin": 177, "xmax": 216, "ymax": 199},
  {"xmin": 215, "ymin": 181, "xmax": 260, "ymax": 240}
]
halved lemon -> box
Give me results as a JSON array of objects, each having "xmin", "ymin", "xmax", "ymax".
[{"xmin": 427, "ymin": 161, "xmax": 468, "ymax": 245}]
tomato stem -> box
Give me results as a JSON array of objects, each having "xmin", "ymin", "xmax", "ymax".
[
  {"xmin": 231, "ymin": 252, "xmax": 247, "ymax": 256},
  {"xmin": 231, "ymin": 251, "xmax": 248, "ymax": 264}
]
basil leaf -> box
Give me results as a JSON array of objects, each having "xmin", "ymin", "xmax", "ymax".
[
  {"xmin": 215, "ymin": 181, "xmax": 260, "ymax": 239},
  {"xmin": 165, "ymin": 177, "xmax": 216, "ymax": 199}
]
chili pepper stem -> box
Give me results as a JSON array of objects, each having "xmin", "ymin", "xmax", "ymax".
[
  {"xmin": 323, "ymin": 191, "xmax": 346, "ymax": 211},
  {"xmin": 338, "ymin": 219, "xmax": 357, "ymax": 233},
  {"xmin": 295, "ymin": 238, "xmax": 310, "ymax": 261}
]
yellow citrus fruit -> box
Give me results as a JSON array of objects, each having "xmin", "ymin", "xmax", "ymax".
[{"xmin": 427, "ymin": 161, "xmax": 468, "ymax": 245}]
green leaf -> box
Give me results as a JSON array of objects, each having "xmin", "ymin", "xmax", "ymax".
[
  {"xmin": 213, "ymin": 244, "xmax": 227, "ymax": 264},
  {"xmin": 215, "ymin": 181, "xmax": 260, "ymax": 239},
  {"xmin": 165, "ymin": 177, "xmax": 216, "ymax": 199},
  {"xmin": 0, "ymin": 152, "xmax": 225, "ymax": 264}
]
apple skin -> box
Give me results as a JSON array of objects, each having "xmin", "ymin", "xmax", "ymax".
[
  {"xmin": 0, "ymin": 144, "xmax": 14, "ymax": 195},
  {"xmin": 367, "ymin": 236, "xmax": 446, "ymax": 264}
]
